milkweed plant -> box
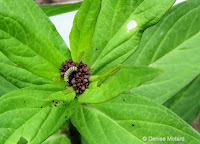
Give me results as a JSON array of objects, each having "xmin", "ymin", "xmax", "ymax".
[{"xmin": 0, "ymin": 0, "xmax": 200, "ymax": 144}]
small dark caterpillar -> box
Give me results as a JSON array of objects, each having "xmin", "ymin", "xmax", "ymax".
[{"xmin": 64, "ymin": 66, "xmax": 78, "ymax": 83}]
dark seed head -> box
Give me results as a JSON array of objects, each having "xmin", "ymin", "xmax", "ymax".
[
  {"xmin": 62, "ymin": 62, "xmax": 66, "ymax": 67},
  {"xmin": 83, "ymin": 79, "xmax": 88, "ymax": 83},
  {"xmin": 61, "ymin": 72, "xmax": 65, "ymax": 77},
  {"xmin": 71, "ymin": 79, "xmax": 76, "ymax": 84},
  {"xmin": 60, "ymin": 58, "xmax": 91, "ymax": 94},
  {"xmin": 81, "ymin": 86, "xmax": 85, "ymax": 91}
]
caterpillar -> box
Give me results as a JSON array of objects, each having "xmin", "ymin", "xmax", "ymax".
[{"xmin": 64, "ymin": 66, "xmax": 78, "ymax": 83}]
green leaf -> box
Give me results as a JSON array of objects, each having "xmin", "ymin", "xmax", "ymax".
[
  {"xmin": 78, "ymin": 66, "xmax": 162, "ymax": 103},
  {"xmin": 70, "ymin": 0, "xmax": 101, "ymax": 63},
  {"xmin": 42, "ymin": 134, "xmax": 71, "ymax": 144},
  {"xmin": 0, "ymin": 0, "xmax": 70, "ymax": 58},
  {"xmin": 70, "ymin": 0, "xmax": 176, "ymax": 74},
  {"xmin": 0, "ymin": 85, "xmax": 80, "ymax": 144},
  {"xmin": 39, "ymin": 2, "xmax": 82, "ymax": 17},
  {"xmin": 0, "ymin": 51, "xmax": 52, "ymax": 89},
  {"xmin": 164, "ymin": 75, "xmax": 200, "ymax": 125},
  {"xmin": 48, "ymin": 87, "xmax": 76, "ymax": 102},
  {"xmin": 0, "ymin": 0, "xmax": 70, "ymax": 89},
  {"xmin": 125, "ymin": 0, "xmax": 200, "ymax": 104},
  {"xmin": 71, "ymin": 93, "xmax": 200, "ymax": 144},
  {"xmin": 0, "ymin": 75, "xmax": 18, "ymax": 96}
]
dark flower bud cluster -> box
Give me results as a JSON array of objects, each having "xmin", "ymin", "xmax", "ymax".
[{"xmin": 60, "ymin": 59, "xmax": 91, "ymax": 94}]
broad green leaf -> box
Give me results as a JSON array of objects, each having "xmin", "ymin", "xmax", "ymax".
[
  {"xmin": 78, "ymin": 66, "xmax": 162, "ymax": 103},
  {"xmin": 0, "ymin": 0, "xmax": 69, "ymax": 89},
  {"xmin": 48, "ymin": 87, "xmax": 76, "ymax": 102},
  {"xmin": 70, "ymin": 0, "xmax": 101, "ymax": 63},
  {"xmin": 0, "ymin": 84, "xmax": 80, "ymax": 144},
  {"xmin": 0, "ymin": 75, "xmax": 18, "ymax": 96},
  {"xmin": 40, "ymin": 2, "xmax": 82, "ymax": 17},
  {"xmin": 124, "ymin": 0, "xmax": 200, "ymax": 104},
  {"xmin": 164, "ymin": 75, "xmax": 200, "ymax": 125},
  {"xmin": 0, "ymin": 0, "xmax": 70, "ymax": 58},
  {"xmin": 70, "ymin": 0, "xmax": 176, "ymax": 75},
  {"xmin": 0, "ymin": 51, "xmax": 52, "ymax": 89},
  {"xmin": 42, "ymin": 134, "xmax": 71, "ymax": 144},
  {"xmin": 71, "ymin": 93, "xmax": 200, "ymax": 144}
]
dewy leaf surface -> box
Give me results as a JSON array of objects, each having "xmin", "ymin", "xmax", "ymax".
[
  {"xmin": 70, "ymin": 0, "xmax": 176, "ymax": 74},
  {"xmin": 0, "ymin": 0, "xmax": 69, "ymax": 90},
  {"xmin": 164, "ymin": 75, "xmax": 200, "ymax": 125},
  {"xmin": 40, "ymin": 2, "xmax": 82, "ymax": 17},
  {"xmin": 0, "ymin": 84, "xmax": 80, "ymax": 144},
  {"xmin": 125, "ymin": 0, "xmax": 200, "ymax": 104},
  {"xmin": 71, "ymin": 93, "xmax": 200, "ymax": 144},
  {"xmin": 78, "ymin": 66, "xmax": 162, "ymax": 103}
]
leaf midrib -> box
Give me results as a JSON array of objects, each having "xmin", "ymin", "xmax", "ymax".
[
  {"xmin": 87, "ymin": 102, "xmax": 200, "ymax": 142},
  {"xmin": 74, "ymin": 0, "xmax": 98, "ymax": 60},
  {"xmin": 85, "ymin": 105, "xmax": 145, "ymax": 143},
  {"xmin": 30, "ymin": 108, "xmax": 53, "ymax": 142},
  {"xmin": 3, "ymin": 108, "xmax": 48, "ymax": 143},
  {"xmin": 134, "ymin": 4, "xmax": 200, "ymax": 66},
  {"xmin": 134, "ymin": 2, "xmax": 187, "ymax": 64},
  {"xmin": 91, "ymin": 0, "xmax": 145, "ymax": 68},
  {"xmin": 150, "ymin": 4, "xmax": 200, "ymax": 64},
  {"xmin": 0, "ymin": 12, "xmax": 62, "ymax": 71},
  {"xmin": 79, "ymin": 106, "xmax": 98, "ymax": 144},
  {"xmin": 116, "ymin": 119, "xmax": 200, "ymax": 142}
]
